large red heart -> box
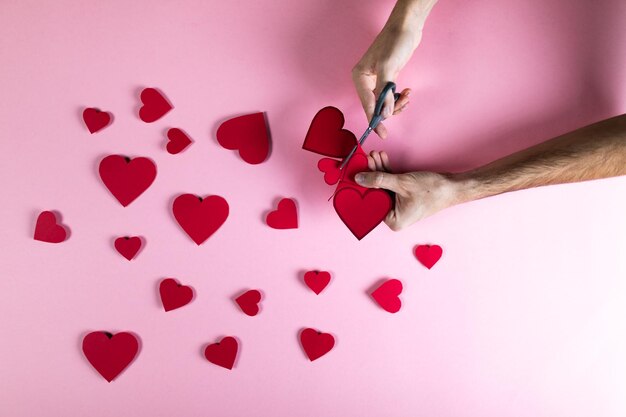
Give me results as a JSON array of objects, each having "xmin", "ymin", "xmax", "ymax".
[
  {"xmin": 414, "ymin": 245, "xmax": 443, "ymax": 269},
  {"xmin": 235, "ymin": 289, "xmax": 262, "ymax": 316},
  {"xmin": 98, "ymin": 155, "xmax": 157, "ymax": 207},
  {"xmin": 300, "ymin": 328, "xmax": 335, "ymax": 361},
  {"xmin": 82, "ymin": 331, "xmax": 139, "ymax": 382},
  {"xmin": 333, "ymin": 187, "xmax": 392, "ymax": 240},
  {"xmin": 114, "ymin": 236, "xmax": 142, "ymax": 261},
  {"xmin": 166, "ymin": 128, "xmax": 192, "ymax": 154},
  {"xmin": 371, "ymin": 279, "xmax": 403, "ymax": 313},
  {"xmin": 204, "ymin": 336, "xmax": 238, "ymax": 370},
  {"xmin": 302, "ymin": 106, "xmax": 357, "ymax": 158},
  {"xmin": 304, "ymin": 270, "xmax": 331, "ymax": 295},
  {"xmin": 216, "ymin": 112, "xmax": 270, "ymax": 165},
  {"xmin": 82, "ymin": 108, "xmax": 112, "ymax": 134},
  {"xmin": 159, "ymin": 278, "xmax": 194, "ymax": 312},
  {"xmin": 138, "ymin": 87, "xmax": 172, "ymax": 123},
  {"xmin": 33, "ymin": 211, "xmax": 68, "ymax": 243},
  {"xmin": 266, "ymin": 198, "xmax": 298, "ymax": 229},
  {"xmin": 172, "ymin": 194, "xmax": 229, "ymax": 245}
]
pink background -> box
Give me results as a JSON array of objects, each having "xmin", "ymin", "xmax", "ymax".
[{"xmin": 1, "ymin": 0, "xmax": 626, "ymax": 416}]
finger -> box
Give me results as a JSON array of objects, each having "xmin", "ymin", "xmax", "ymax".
[
  {"xmin": 354, "ymin": 171, "xmax": 401, "ymax": 192},
  {"xmin": 352, "ymin": 68, "xmax": 377, "ymax": 122},
  {"xmin": 367, "ymin": 155, "xmax": 376, "ymax": 171},
  {"xmin": 379, "ymin": 151, "xmax": 392, "ymax": 172},
  {"xmin": 393, "ymin": 88, "xmax": 411, "ymax": 112},
  {"xmin": 369, "ymin": 151, "xmax": 384, "ymax": 171},
  {"xmin": 374, "ymin": 122, "xmax": 388, "ymax": 139},
  {"xmin": 393, "ymin": 101, "xmax": 409, "ymax": 115}
]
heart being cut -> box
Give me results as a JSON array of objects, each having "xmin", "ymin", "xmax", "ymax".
[{"xmin": 302, "ymin": 106, "xmax": 357, "ymax": 158}]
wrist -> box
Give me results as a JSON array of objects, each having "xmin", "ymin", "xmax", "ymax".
[
  {"xmin": 388, "ymin": 0, "xmax": 428, "ymax": 33},
  {"xmin": 446, "ymin": 172, "xmax": 483, "ymax": 205}
]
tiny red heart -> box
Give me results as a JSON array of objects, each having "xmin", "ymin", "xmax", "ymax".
[
  {"xmin": 414, "ymin": 245, "xmax": 443, "ymax": 269},
  {"xmin": 204, "ymin": 336, "xmax": 238, "ymax": 370},
  {"xmin": 371, "ymin": 279, "xmax": 403, "ymax": 313},
  {"xmin": 82, "ymin": 108, "xmax": 112, "ymax": 133},
  {"xmin": 33, "ymin": 211, "xmax": 68, "ymax": 243},
  {"xmin": 266, "ymin": 198, "xmax": 298, "ymax": 229},
  {"xmin": 172, "ymin": 194, "xmax": 229, "ymax": 245},
  {"xmin": 300, "ymin": 328, "xmax": 335, "ymax": 361},
  {"xmin": 216, "ymin": 112, "xmax": 270, "ymax": 164},
  {"xmin": 82, "ymin": 331, "xmax": 139, "ymax": 382},
  {"xmin": 114, "ymin": 236, "xmax": 142, "ymax": 261},
  {"xmin": 98, "ymin": 155, "xmax": 157, "ymax": 207},
  {"xmin": 159, "ymin": 278, "xmax": 194, "ymax": 312},
  {"xmin": 138, "ymin": 87, "xmax": 172, "ymax": 123},
  {"xmin": 317, "ymin": 158, "xmax": 341, "ymax": 185},
  {"xmin": 303, "ymin": 270, "xmax": 331, "ymax": 295},
  {"xmin": 166, "ymin": 128, "xmax": 192, "ymax": 154},
  {"xmin": 235, "ymin": 290, "xmax": 262, "ymax": 316},
  {"xmin": 302, "ymin": 106, "xmax": 357, "ymax": 158},
  {"xmin": 333, "ymin": 187, "xmax": 392, "ymax": 240}
]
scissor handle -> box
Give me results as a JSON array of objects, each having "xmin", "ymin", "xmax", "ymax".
[{"xmin": 370, "ymin": 82, "xmax": 400, "ymax": 129}]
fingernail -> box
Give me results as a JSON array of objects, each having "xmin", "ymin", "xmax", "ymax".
[{"xmin": 355, "ymin": 174, "xmax": 365, "ymax": 184}]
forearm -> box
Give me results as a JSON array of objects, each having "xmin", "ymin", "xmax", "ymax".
[
  {"xmin": 453, "ymin": 114, "xmax": 626, "ymax": 202},
  {"xmin": 385, "ymin": 0, "xmax": 438, "ymax": 33}
]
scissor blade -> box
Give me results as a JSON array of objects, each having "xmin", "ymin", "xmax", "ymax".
[{"xmin": 339, "ymin": 127, "xmax": 372, "ymax": 170}]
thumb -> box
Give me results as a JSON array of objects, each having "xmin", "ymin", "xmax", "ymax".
[{"xmin": 355, "ymin": 171, "xmax": 401, "ymax": 192}]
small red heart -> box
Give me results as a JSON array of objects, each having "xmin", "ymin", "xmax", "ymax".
[
  {"xmin": 371, "ymin": 279, "xmax": 403, "ymax": 313},
  {"xmin": 302, "ymin": 107, "xmax": 357, "ymax": 158},
  {"xmin": 82, "ymin": 331, "xmax": 139, "ymax": 382},
  {"xmin": 166, "ymin": 128, "xmax": 192, "ymax": 154},
  {"xmin": 300, "ymin": 328, "xmax": 335, "ymax": 361},
  {"xmin": 114, "ymin": 236, "xmax": 142, "ymax": 261},
  {"xmin": 266, "ymin": 198, "xmax": 298, "ymax": 229},
  {"xmin": 216, "ymin": 112, "xmax": 270, "ymax": 164},
  {"xmin": 82, "ymin": 108, "xmax": 112, "ymax": 133},
  {"xmin": 235, "ymin": 290, "xmax": 262, "ymax": 316},
  {"xmin": 139, "ymin": 87, "xmax": 172, "ymax": 123},
  {"xmin": 414, "ymin": 245, "xmax": 443, "ymax": 269},
  {"xmin": 33, "ymin": 211, "xmax": 68, "ymax": 243},
  {"xmin": 317, "ymin": 158, "xmax": 341, "ymax": 185},
  {"xmin": 204, "ymin": 336, "xmax": 238, "ymax": 370},
  {"xmin": 340, "ymin": 149, "xmax": 370, "ymax": 185},
  {"xmin": 304, "ymin": 270, "xmax": 331, "ymax": 295},
  {"xmin": 159, "ymin": 278, "xmax": 194, "ymax": 312},
  {"xmin": 98, "ymin": 155, "xmax": 157, "ymax": 207},
  {"xmin": 333, "ymin": 187, "xmax": 392, "ymax": 240},
  {"xmin": 172, "ymin": 194, "xmax": 229, "ymax": 245}
]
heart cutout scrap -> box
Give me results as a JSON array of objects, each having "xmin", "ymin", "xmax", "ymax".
[
  {"xmin": 414, "ymin": 245, "xmax": 443, "ymax": 269},
  {"xmin": 159, "ymin": 278, "xmax": 194, "ymax": 312},
  {"xmin": 82, "ymin": 108, "xmax": 112, "ymax": 134},
  {"xmin": 300, "ymin": 328, "xmax": 335, "ymax": 361},
  {"xmin": 34, "ymin": 211, "xmax": 68, "ymax": 243},
  {"xmin": 204, "ymin": 336, "xmax": 238, "ymax": 370},
  {"xmin": 172, "ymin": 194, "xmax": 229, "ymax": 245},
  {"xmin": 371, "ymin": 279, "xmax": 403, "ymax": 313},
  {"xmin": 235, "ymin": 289, "xmax": 262, "ymax": 316},
  {"xmin": 166, "ymin": 128, "xmax": 192, "ymax": 154},
  {"xmin": 216, "ymin": 112, "xmax": 271, "ymax": 165},
  {"xmin": 302, "ymin": 106, "xmax": 357, "ymax": 158},
  {"xmin": 98, "ymin": 155, "xmax": 157, "ymax": 207},
  {"xmin": 138, "ymin": 87, "xmax": 173, "ymax": 123},
  {"xmin": 266, "ymin": 198, "xmax": 298, "ymax": 229},
  {"xmin": 82, "ymin": 331, "xmax": 139, "ymax": 382},
  {"xmin": 303, "ymin": 270, "xmax": 331, "ymax": 295},
  {"xmin": 333, "ymin": 187, "xmax": 392, "ymax": 240},
  {"xmin": 114, "ymin": 236, "xmax": 142, "ymax": 261}
]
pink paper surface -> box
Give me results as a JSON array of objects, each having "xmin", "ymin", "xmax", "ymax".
[{"xmin": 1, "ymin": 1, "xmax": 625, "ymax": 416}]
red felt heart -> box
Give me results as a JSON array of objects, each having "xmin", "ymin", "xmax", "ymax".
[
  {"xmin": 333, "ymin": 187, "xmax": 392, "ymax": 240},
  {"xmin": 266, "ymin": 198, "xmax": 298, "ymax": 229},
  {"xmin": 166, "ymin": 128, "xmax": 192, "ymax": 154},
  {"xmin": 204, "ymin": 336, "xmax": 238, "ymax": 370},
  {"xmin": 300, "ymin": 328, "xmax": 335, "ymax": 361},
  {"xmin": 82, "ymin": 108, "xmax": 112, "ymax": 134},
  {"xmin": 172, "ymin": 194, "xmax": 229, "ymax": 245},
  {"xmin": 341, "ymin": 149, "xmax": 370, "ymax": 185},
  {"xmin": 414, "ymin": 244, "xmax": 443, "ymax": 269},
  {"xmin": 302, "ymin": 106, "xmax": 357, "ymax": 158},
  {"xmin": 114, "ymin": 236, "xmax": 142, "ymax": 261},
  {"xmin": 139, "ymin": 87, "xmax": 172, "ymax": 123},
  {"xmin": 159, "ymin": 278, "xmax": 194, "ymax": 312},
  {"xmin": 317, "ymin": 158, "xmax": 341, "ymax": 185},
  {"xmin": 216, "ymin": 112, "xmax": 270, "ymax": 165},
  {"xmin": 82, "ymin": 331, "xmax": 139, "ymax": 382},
  {"xmin": 304, "ymin": 270, "xmax": 331, "ymax": 295},
  {"xmin": 371, "ymin": 279, "xmax": 403, "ymax": 313},
  {"xmin": 33, "ymin": 211, "xmax": 68, "ymax": 243},
  {"xmin": 98, "ymin": 155, "xmax": 157, "ymax": 207},
  {"xmin": 235, "ymin": 289, "xmax": 262, "ymax": 316}
]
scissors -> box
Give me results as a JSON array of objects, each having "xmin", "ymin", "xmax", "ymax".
[{"xmin": 339, "ymin": 81, "xmax": 400, "ymax": 170}]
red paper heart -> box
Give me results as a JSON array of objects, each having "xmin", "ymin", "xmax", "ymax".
[
  {"xmin": 216, "ymin": 112, "xmax": 270, "ymax": 165},
  {"xmin": 266, "ymin": 198, "xmax": 298, "ymax": 229},
  {"xmin": 33, "ymin": 211, "xmax": 68, "ymax": 243},
  {"xmin": 139, "ymin": 87, "xmax": 172, "ymax": 123},
  {"xmin": 204, "ymin": 336, "xmax": 238, "ymax": 370},
  {"xmin": 333, "ymin": 187, "xmax": 392, "ymax": 240},
  {"xmin": 159, "ymin": 278, "xmax": 194, "ymax": 312},
  {"xmin": 82, "ymin": 331, "xmax": 139, "ymax": 382},
  {"xmin": 82, "ymin": 108, "xmax": 112, "ymax": 134},
  {"xmin": 340, "ymin": 148, "xmax": 369, "ymax": 184},
  {"xmin": 114, "ymin": 236, "xmax": 142, "ymax": 261},
  {"xmin": 166, "ymin": 128, "xmax": 192, "ymax": 154},
  {"xmin": 235, "ymin": 289, "xmax": 262, "ymax": 316},
  {"xmin": 317, "ymin": 158, "xmax": 341, "ymax": 185},
  {"xmin": 98, "ymin": 155, "xmax": 157, "ymax": 207},
  {"xmin": 304, "ymin": 270, "xmax": 331, "ymax": 295},
  {"xmin": 172, "ymin": 194, "xmax": 229, "ymax": 245},
  {"xmin": 302, "ymin": 107, "xmax": 357, "ymax": 158},
  {"xmin": 414, "ymin": 245, "xmax": 443, "ymax": 269},
  {"xmin": 371, "ymin": 279, "xmax": 403, "ymax": 313},
  {"xmin": 300, "ymin": 328, "xmax": 335, "ymax": 361}
]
